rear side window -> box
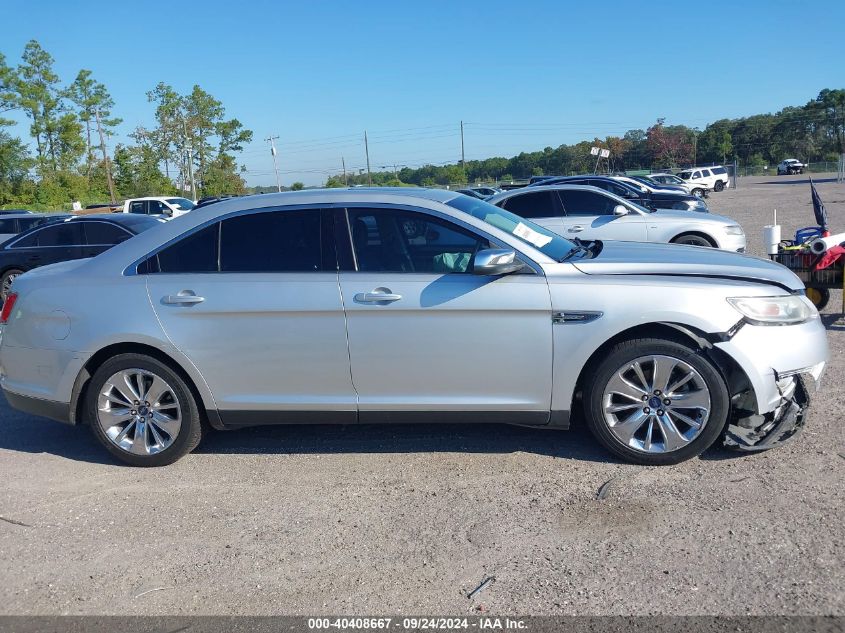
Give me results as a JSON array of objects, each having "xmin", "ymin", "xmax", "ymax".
[
  {"xmin": 85, "ymin": 222, "xmax": 133, "ymax": 246},
  {"xmin": 32, "ymin": 223, "xmax": 84, "ymax": 247},
  {"xmin": 0, "ymin": 219, "xmax": 15, "ymax": 233},
  {"xmin": 153, "ymin": 223, "xmax": 219, "ymax": 273},
  {"xmin": 220, "ymin": 210, "xmax": 322, "ymax": 272},
  {"xmin": 129, "ymin": 201, "xmax": 146, "ymax": 214},
  {"xmin": 501, "ymin": 191, "xmax": 559, "ymax": 218},
  {"xmin": 558, "ymin": 190, "xmax": 617, "ymax": 216},
  {"xmin": 701, "ymin": 169, "xmax": 711, "ymax": 177},
  {"xmin": 712, "ymin": 166, "xmax": 727, "ymax": 175}
]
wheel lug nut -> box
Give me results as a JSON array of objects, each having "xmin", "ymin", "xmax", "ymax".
[
  {"xmin": 131, "ymin": 410, "xmax": 137, "ymax": 415},
  {"xmin": 134, "ymin": 401, "xmax": 139, "ymax": 406},
  {"xmin": 642, "ymin": 395, "xmax": 648, "ymax": 401},
  {"xmin": 654, "ymin": 390, "xmax": 661, "ymax": 396},
  {"xmin": 657, "ymin": 409, "xmax": 664, "ymax": 416},
  {"xmin": 663, "ymin": 398, "xmax": 671, "ymax": 405},
  {"xmin": 643, "ymin": 407, "xmax": 651, "ymax": 414}
]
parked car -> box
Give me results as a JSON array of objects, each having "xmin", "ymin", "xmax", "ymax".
[
  {"xmin": 0, "ymin": 212, "xmax": 71, "ymax": 245},
  {"xmin": 777, "ymin": 159, "xmax": 806, "ymax": 175},
  {"xmin": 614, "ymin": 175, "xmax": 698, "ymax": 200},
  {"xmin": 0, "ymin": 209, "xmax": 33, "ymax": 216},
  {"xmin": 0, "ymin": 189, "xmax": 824, "ymax": 467},
  {"xmin": 122, "ymin": 196, "xmax": 195, "ymax": 218},
  {"xmin": 487, "ymin": 185, "xmax": 744, "ymax": 249},
  {"xmin": 0, "ymin": 214, "xmax": 165, "ymax": 302},
  {"xmin": 468, "ymin": 186, "xmax": 501, "ymax": 198},
  {"xmin": 677, "ymin": 166, "xmax": 729, "ymax": 192},
  {"xmin": 531, "ymin": 175, "xmax": 710, "ymax": 213},
  {"xmin": 455, "ymin": 188, "xmax": 488, "ymax": 200},
  {"xmin": 645, "ymin": 173, "xmax": 703, "ymax": 197}
]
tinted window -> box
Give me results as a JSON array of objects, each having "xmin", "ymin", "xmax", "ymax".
[
  {"xmin": 34, "ymin": 223, "xmax": 84, "ymax": 247},
  {"xmin": 85, "ymin": 222, "xmax": 133, "ymax": 245},
  {"xmin": 148, "ymin": 200, "xmax": 168, "ymax": 215},
  {"xmin": 153, "ymin": 223, "xmax": 219, "ymax": 273},
  {"xmin": 501, "ymin": 191, "xmax": 559, "ymax": 218},
  {"xmin": 558, "ymin": 190, "xmax": 617, "ymax": 216},
  {"xmin": 712, "ymin": 167, "xmax": 726, "ymax": 175},
  {"xmin": 129, "ymin": 201, "xmax": 146, "ymax": 214},
  {"xmin": 701, "ymin": 169, "xmax": 711, "ymax": 177},
  {"xmin": 220, "ymin": 210, "xmax": 322, "ymax": 272},
  {"xmin": 166, "ymin": 198, "xmax": 195, "ymax": 211},
  {"xmin": 0, "ymin": 219, "xmax": 15, "ymax": 233},
  {"xmin": 349, "ymin": 208, "xmax": 490, "ymax": 273}
]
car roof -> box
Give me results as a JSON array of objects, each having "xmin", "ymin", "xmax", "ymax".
[
  {"xmin": 487, "ymin": 183, "xmax": 620, "ymax": 203},
  {"xmin": 57, "ymin": 213, "xmax": 167, "ymax": 231}
]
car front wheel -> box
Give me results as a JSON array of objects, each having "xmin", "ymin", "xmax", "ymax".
[
  {"xmin": 671, "ymin": 233, "xmax": 714, "ymax": 247},
  {"xmin": 86, "ymin": 353, "xmax": 203, "ymax": 466},
  {"xmin": 583, "ymin": 338, "xmax": 730, "ymax": 465}
]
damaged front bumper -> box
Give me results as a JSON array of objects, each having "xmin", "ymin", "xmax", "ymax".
[{"xmin": 724, "ymin": 372, "xmax": 813, "ymax": 451}]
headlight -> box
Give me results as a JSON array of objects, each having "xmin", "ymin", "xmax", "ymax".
[
  {"xmin": 724, "ymin": 225, "xmax": 744, "ymax": 235},
  {"xmin": 727, "ymin": 295, "xmax": 815, "ymax": 325}
]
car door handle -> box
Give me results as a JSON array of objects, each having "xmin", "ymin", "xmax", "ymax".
[
  {"xmin": 162, "ymin": 291, "xmax": 205, "ymax": 306},
  {"xmin": 354, "ymin": 289, "xmax": 402, "ymax": 304},
  {"xmin": 568, "ymin": 226, "xmax": 585, "ymax": 233}
]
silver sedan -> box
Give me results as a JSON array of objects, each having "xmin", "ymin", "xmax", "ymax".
[{"xmin": 0, "ymin": 189, "xmax": 827, "ymax": 466}]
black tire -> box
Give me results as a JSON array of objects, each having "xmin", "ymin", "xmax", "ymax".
[
  {"xmin": 806, "ymin": 287, "xmax": 830, "ymax": 311},
  {"xmin": 692, "ymin": 188, "xmax": 705, "ymax": 198},
  {"xmin": 1, "ymin": 268, "xmax": 24, "ymax": 302},
  {"xmin": 671, "ymin": 233, "xmax": 714, "ymax": 247},
  {"xmin": 714, "ymin": 180, "xmax": 725, "ymax": 192},
  {"xmin": 86, "ymin": 353, "xmax": 203, "ymax": 466},
  {"xmin": 583, "ymin": 337, "xmax": 730, "ymax": 465}
]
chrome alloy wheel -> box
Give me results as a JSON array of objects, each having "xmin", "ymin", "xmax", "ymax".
[
  {"xmin": 602, "ymin": 355, "xmax": 711, "ymax": 453},
  {"xmin": 97, "ymin": 369, "xmax": 182, "ymax": 455},
  {"xmin": 1, "ymin": 271, "xmax": 19, "ymax": 300}
]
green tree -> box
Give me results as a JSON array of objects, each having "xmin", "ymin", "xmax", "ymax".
[
  {"xmin": 290, "ymin": 181, "xmax": 304, "ymax": 191},
  {"xmin": 67, "ymin": 69, "xmax": 122, "ymax": 179}
]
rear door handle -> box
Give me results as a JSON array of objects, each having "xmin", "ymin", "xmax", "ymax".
[
  {"xmin": 354, "ymin": 288, "xmax": 402, "ymax": 304},
  {"xmin": 162, "ymin": 291, "xmax": 205, "ymax": 306}
]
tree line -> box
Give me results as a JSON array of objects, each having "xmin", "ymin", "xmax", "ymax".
[
  {"xmin": 0, "ymin": 40, "xmax": 252, "ymax": 208},
  {"xmin": 327, "ymin": 89, "xmax": 845, "ymax": 187}
]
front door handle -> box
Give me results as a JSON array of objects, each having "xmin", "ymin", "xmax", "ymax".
[
  {"xmin": 162, "ymin": 290, "xmax": 205, "ymax": 306},
  {"xmin": 568, "ymin": 225, "xmax": 585, "ymax": 233},
  {"xmin": 354, "ymin": 288, "xmax": 402, "ymax": 304}
]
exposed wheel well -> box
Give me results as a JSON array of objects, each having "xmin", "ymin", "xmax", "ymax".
[
  {"xmin": 70, "ymin": 342, "xmax": 209, "ymax": 428},
  {"xmin": 571, "ymin": 322, "xmax": 752, "ymax": 421},
  {"xmin": 670, "ymin": 231, "xmax": 717, "ymax": 247}
]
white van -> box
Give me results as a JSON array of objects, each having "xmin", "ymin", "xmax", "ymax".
[{"xmin": 677, "ymin": 166, "xmax": 729, "ymax": 192}]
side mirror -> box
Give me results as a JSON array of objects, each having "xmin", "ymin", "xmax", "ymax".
[
  {"xmin": 473, "ymin": 248, "xmax": 525, "ymax": 276},
  {"xmin": 613, "ymin": 205, "xmax": 628, "ymax": 216}
]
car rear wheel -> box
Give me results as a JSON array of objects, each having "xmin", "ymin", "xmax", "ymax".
[
  {"xmin": 1, "ymin": 268, "xmax": 23, "ymax": 302},
  {"xmin": 714, "ymin": 180, "xmax": 725, "ymax": 192},
  {"xmin": 583, "ymin": 338, "xmax": 730, "ymax": 465},
  {"xmin": 671, "ymin": 233, "xmax": 714, "ymax": 247},
  {"xmin": 86, "ymin": 353, "xmax": 203, "ymax": 466}
]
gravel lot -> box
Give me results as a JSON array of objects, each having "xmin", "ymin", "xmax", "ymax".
[{"xmin": 0, "ymin": 174, "xmax": 843, "ymax": 616}]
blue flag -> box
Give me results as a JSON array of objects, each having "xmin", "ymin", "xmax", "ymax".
[{"xmin": 810, "ymin": 178, "xmax": 829, "ymax": 231}]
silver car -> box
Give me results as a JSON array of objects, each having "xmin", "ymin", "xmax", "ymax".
[
  {"xmin": 487, "ymin": 185, "xmax": 746, "ymax": 250},
  {"xmin": 0, "ymin": 189, "xmax": 827, "ymax": 466}
]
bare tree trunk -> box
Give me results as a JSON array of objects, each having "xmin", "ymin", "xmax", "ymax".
[{"xmin": 95, "ymin": 108, "xmax": 117, "ymax": 203}]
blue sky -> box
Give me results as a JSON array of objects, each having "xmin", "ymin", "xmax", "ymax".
[{"xmin": 3, "ymin": 0, "xmax": 844, "ymax": 186}]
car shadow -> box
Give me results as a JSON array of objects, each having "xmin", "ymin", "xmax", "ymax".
[
  {"xmin": 821, "ymin": 313, "xmax": 845, "ymax": 331},
  {"xmin": 0, "ymin": 394, "xmax": 619, "ymax": 466},
  {"xmin": 758, "ymin": 177, "xmax": 838, "ymax": 186}
]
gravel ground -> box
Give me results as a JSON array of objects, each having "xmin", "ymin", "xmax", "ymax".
[{"xmin": 0, "ymin": 174, "xmax": 843, "ymax": 616}]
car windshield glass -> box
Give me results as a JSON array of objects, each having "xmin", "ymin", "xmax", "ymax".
[
  {"xmin": 166, "ymin": 198, "xmax": 195, "ymax": 211},
  {"xmin": 445, "ymin": 195, "xmax": 574, "ymax": 261}
]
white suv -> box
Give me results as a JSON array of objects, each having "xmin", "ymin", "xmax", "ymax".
[
  {"xmin": 777, "ymin": 159, "xmax": 806, "ymax": 175},
  {"xmin": 677, "ymin": 166, "xmax": 729, "ymax": 192}
]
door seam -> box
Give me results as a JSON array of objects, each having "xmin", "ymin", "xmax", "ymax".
[{"xmin": 336, "ymin": 271, "xmax": 361, "ymax": 415}]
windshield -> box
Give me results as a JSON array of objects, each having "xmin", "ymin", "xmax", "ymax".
[
  {"xmin": 166, "ymin": 197, "xmax": 195, "ymax": 211},
  {"xmin": 445, "ymin": 195, "xmax": 575, "ymax": 261}
]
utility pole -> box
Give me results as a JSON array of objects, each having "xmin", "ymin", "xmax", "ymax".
[
  {"xmin": 692, "ymin": 131, "xmax": 698, "ymax": 167},
  {"xmin": 342, "ymin": 156, "xmax": 348, "ymax": 186},
  {"xmin": 364, "ymin": 131, "xmax": 372, "ymax": 185},
  {"xmin": 460, "ymin": 120, "xmax": 465, "ymax": 168},
  {"xmin": 183, "ymin": 121, "xmax": 196, "ymax": 200},
  {"xmin": 265, "ymin": 134, "xmax": 282, "ymax": 192},
  {"xmin": 94, "ymin": 108, "xmax": 117, "ymax": 204}
]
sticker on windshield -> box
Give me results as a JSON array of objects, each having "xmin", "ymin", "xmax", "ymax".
[{"xmin": 512, "ymin": 222, "xmax": 552, "ymax": 248}]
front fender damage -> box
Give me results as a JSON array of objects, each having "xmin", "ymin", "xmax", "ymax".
[{"xmin": 723, "ymin": 373, "xmax": 811, "ymax": 451}]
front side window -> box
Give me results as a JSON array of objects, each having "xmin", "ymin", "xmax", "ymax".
[
  {"xmin": 84, "ymin": 222, "xmax": 133, "ymax": 246},
  {"xmin": 152, "ymin": 223, "xmax": 219, "ymax": 273},
  {"xmin": 0, "ymin": 219, "xmax": 15, "ymax": 233},
  {"xmin": 348, "ymin": 208, "xmax": 491, "ymax": 273},
  {"xmin": 220, "ymin": 210, "xmax": 322, "ymax": 272},
  {"xmin": 558, "ymin": 190, "xmax": 617, "ymax": 216},
  {"xmin": 692, "ymin": 171, "xmax": 701, "ymax": 179},
  {"xmin": 501, "ymin": 191, "xmax": 559, "ymax": 218}
]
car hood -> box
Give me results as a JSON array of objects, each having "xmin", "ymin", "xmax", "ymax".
[
  {"xmin": 649, "ymin": 208, "xmax": 729, "ymax": 222},
  {"xmin": 571, "ymin": 241, "xmax": 802, "ymax": 291}
]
